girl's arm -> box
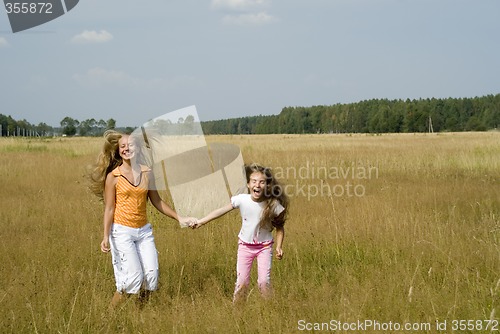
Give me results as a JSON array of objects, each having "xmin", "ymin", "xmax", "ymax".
[
  {"xmin": 101, "ymin": 173, "xmax": 116, "ymax": 253},
  {"xmin": 274, "ymin": 226, "xmax": 285, "ymax": 260},
  {"xmin": 193, "ymin": 203, "xmax": 234, "ymax": 228},
  {"xmin": 273, "ymin": 210, "xmax": 286, "ymax": 260}
]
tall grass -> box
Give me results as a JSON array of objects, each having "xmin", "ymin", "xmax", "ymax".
[{"xmin": 0, "ymin": 132, "xmax": 499, "ymax": 333}]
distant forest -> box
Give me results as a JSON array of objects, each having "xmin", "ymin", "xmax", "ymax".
[
  {"xmin": 202, "ymin": 94, "xmax": 500, "ymax": 134},
  {"xmin": 0, "ymin": 115, "xmax": 120, "ymax": 137},
  {"xmin": 1, "ymin": 94, "xmax": 499, "ymax": 137}
]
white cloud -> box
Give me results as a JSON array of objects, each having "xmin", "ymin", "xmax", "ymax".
[
  {"xmin": 211, "ymin": 0, "xmax": 268, "ymax": 11},
  {"xmin": 0, "ymin": 37, "xmax": 9, "ymax": 48},
  {"xmin": 222, "ymin": 12, "xmax": 275, "ymax": 25},
  {"xmin": 73, "ymin": 67, "xmax": 134, "ymax": 87},
  {"xmin": 71, "ymin": 30, "xmax": 113, "ymax": 44},
  {"xmin": 211, "ymin": 0, "xmax": 276, "ymax": 26},
  {"xmin": 72, "ymin": 67, "xmax": 203, "ymax": 90}
]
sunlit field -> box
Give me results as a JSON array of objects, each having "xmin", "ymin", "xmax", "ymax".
[{"xmin": 1, "ymin": 132, "xmax": 499, "ymax": 333}]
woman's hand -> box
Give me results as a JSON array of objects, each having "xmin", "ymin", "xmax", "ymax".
[
  {"xmin": 179, "ymin": 216, "xmax": 197, "ymax": 228},
  {"xmin": 101, "ymin": 237, "xmax": 110, "ymax": 253}
]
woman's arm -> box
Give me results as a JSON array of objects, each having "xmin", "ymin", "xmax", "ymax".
[
  {"xmin": 101, "ymin": 173, "xmax": 116, "ymax": 253},
  {"xmin": 193, "ymin": 203, "xmax": 234, "ymax": 228},
  {"xmin": 147, "ymin": 170, "xmax": 181, "ymax": 221},
  {"xmin": 148, "ymin": 189, "xmax": 179, "ymax": 221}
]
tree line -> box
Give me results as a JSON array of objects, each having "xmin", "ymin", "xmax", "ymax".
[
  {"xmin": 2, "ymin": 94, "xmax": 499, "ymax": 137},
  {"xmin": 201, "ymin": 94, "xmax": 500, "ymax": 134},
  {"xmin": 0, "ymin": 115, "xmax": 119, "ymax": 137}
]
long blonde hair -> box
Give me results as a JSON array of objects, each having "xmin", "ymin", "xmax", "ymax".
[
  {"xmin": 245, "ymin": 163, "xmax": 289, "ymax": 229},
  {"xmin": 88, "ymin": 130, "xmax": 124, "ymax": 198}
]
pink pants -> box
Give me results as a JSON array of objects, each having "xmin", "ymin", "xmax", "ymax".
[{"xmin": 234, "ymin": 240, "xmax": 273, "ymax": 300}]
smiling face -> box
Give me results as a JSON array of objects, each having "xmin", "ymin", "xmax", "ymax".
[
  {"xmin": 247, "ymin": 171, "xmax": 268, "ymax": 202},
  {"xmin": 118, "ymin": 135, "xmax": 136, "ymax": 161}
]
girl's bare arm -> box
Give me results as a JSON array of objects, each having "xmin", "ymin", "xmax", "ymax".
[
  {"xmin": 274, "ymin": 226, "xmax": 285, "ymax": 259},
  {"xmin": 194, "ymin": 203, "xmax": 234, "ymax": 228}
]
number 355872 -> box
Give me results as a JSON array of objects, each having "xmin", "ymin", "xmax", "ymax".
[{"xmin": 5, "ymin": 3, "xmax": 53, "ymax": 14}]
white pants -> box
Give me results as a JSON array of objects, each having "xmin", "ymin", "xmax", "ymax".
[{"xmin": 109, "ymin": 223, "xmax": 159, "ymax": 294}]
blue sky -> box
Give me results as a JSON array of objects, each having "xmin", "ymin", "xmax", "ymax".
[{"xmin": 1, "ymin": 0, "xmax": 499, "ymax": 128}]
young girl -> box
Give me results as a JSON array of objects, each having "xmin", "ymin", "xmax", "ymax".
[
  {"xmin": 192, "ymin": 163, "xmax": 289, "ymax": 302},
  {"xmin": 89, "ymin": 130, "xmax": 192, "ymax": 307}
]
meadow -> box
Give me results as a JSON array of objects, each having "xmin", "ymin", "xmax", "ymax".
[{"xmin": 0, "ymin": 132, "xmax": 499, "ymax": 333}]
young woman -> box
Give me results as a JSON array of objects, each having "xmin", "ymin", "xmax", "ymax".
[
  {"xmin": 89, "ymin": 130, "xmax": 193, "ymax": 307},
  {"xmin": 191, "ymin": 163, "xmax": 289, "ymax": 302}
]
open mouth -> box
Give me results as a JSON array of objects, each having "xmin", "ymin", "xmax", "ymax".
[
  {"xmin": 121, "ymin": 150, "xmax": 135, "ymax": 158},
  {"xmin": 252, "ymin": 187, "xmax": 262, "ymax": 196}
]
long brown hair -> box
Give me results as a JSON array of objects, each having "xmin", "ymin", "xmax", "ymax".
[
  {"xmin": 88, "ymin": 130, "xmax": 124, "ymax": 198},
  {"xmin": 245, "ymin": 163, "xmax": 289, "ymax": 229}
]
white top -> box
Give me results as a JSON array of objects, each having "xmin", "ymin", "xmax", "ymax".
[{"xmin": 231, "ymin": 194, "xmax": 285, "ymax": 244}]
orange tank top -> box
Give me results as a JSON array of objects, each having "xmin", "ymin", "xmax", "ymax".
[{"xmin": 112, "ymin": 165, "xmax": 150, "ymax": 228}]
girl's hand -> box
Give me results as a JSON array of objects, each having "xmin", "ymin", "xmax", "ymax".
[
  {"xmin": 275, "ymin": 247, "xmax": 284, "ymax": 260},
  {"xmin": 190, "ymin": 220, "xmax": 203, "ymax": 229},
  {"xmin": 101, "ymin": 238, "xmax": 110, "ymax": 253}
]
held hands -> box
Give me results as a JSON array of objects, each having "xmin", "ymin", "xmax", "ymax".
[
  {"xmin": 178, "ymin": 216, "xmax": 205, "ymax": 229},
  {"xmin": 178, "ymin": 216, "xmax": 198, "ymax": 228},
  {"xmin": 189, "ymin": 218, "xmax": 203, "ymax": 229}
]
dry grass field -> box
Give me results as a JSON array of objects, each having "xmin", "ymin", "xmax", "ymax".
[{"xmin": 0, "ymin": 132, "xmax": 499, "ymax": 333}]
